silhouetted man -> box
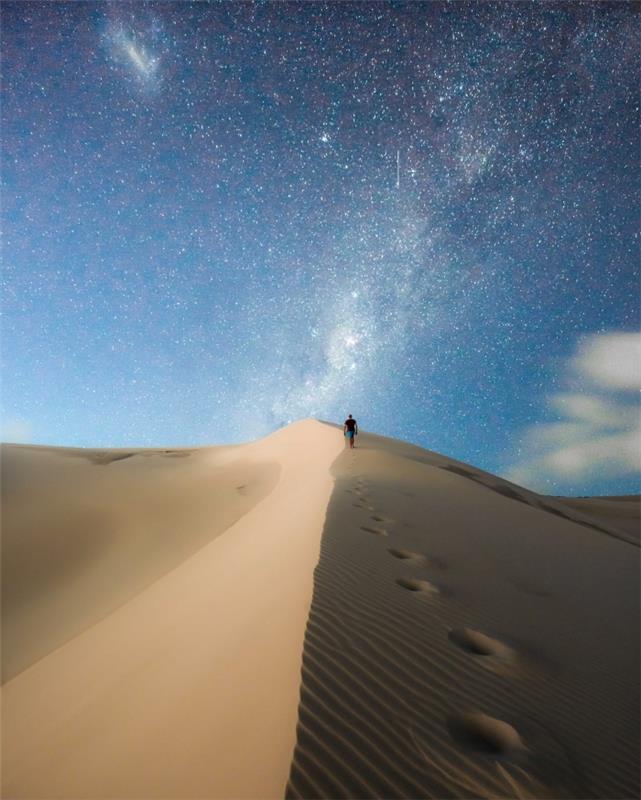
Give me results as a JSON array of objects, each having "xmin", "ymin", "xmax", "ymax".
[{"xmin": 344, "ymin": 414, "xmax": 358, "ymax": 449}]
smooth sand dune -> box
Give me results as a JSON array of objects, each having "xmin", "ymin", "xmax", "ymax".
[
  {"xmin": 2, "ymin": 441, "xmax": 279, "ymax": 682},
  {"xmin": 550, "ymin": 495, "xmax": 640, "ymax": 543},
  {"xmin": 2, "ymin": 421, "xmax": 639, "ymax": 799},
  {"xmin": 2, "ymin": 420, "xmax": 343, "ymax": 798}
]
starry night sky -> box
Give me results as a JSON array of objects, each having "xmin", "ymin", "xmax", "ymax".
[{"xmin": 1, "ymin": 1, "xmax": 639, "ymax": 496}]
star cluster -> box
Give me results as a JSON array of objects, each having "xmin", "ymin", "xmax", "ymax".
[{"xmin": 1, "ymin": 1, "xmax": 639, "ymax": 494}]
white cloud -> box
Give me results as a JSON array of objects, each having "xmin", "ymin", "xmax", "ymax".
[
  {"xmin": 548, "ymin": 393, "xmax": 638, "ymax": 428},
  {"xmin": 504, "ymin": 331, "xmax": 641, "ymax": 492},
  {"xmin": 572, "ymin": 331, "xmax": 641, "ymax": 390},
  {"xmin": 544, "ymin": 427, "xmax": 640, "ymax": 477}
]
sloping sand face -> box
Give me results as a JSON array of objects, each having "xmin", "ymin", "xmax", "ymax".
[
  {"xmin": 286, "ymin": 427, "xmax": 640, "ymax": 799},
  {"xmin": 2, "ymin": 441, "xmax": 279, "ymax": 682},
  {"xmin": 2, "ymin": 420, "xmax": 343, "ymax": 798},
  {"xmin": 551, "ymin": 495, "xmax": 641, "ymax": 543},
  {"xmin": 2, "ymin": 422, "xmax": 639, "ymax": 799}
]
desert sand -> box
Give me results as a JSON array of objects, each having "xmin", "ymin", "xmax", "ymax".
[
  {"xmin": 552, "ymin": 495, "xmax": 640, "ymax": 543},
  {"xmin": 1, "ymin": 420, "xmax": 639, "ymax": 799}
]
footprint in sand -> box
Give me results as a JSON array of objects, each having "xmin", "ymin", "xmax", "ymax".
[
  {"xmin": 448, "ymin": 628, "xmax": 514, "ymax": 659},
  {"xmin": 447, "ymin": 712, "xmax": 527, "ymax": 759},
  {"xmin": 388, "ymin": 549, "xmax": 447, "ymax": 570},
  {"xmin": 448, "ymin": 628, "xmax": 526, "ymax": 678},
  {"xmin": 370, "ymin": 515, "xmax": 394, "ymax": 524},
  {"xmin": 360, "ymin": 525, "xmax": 388, "ymax": 537},
  {"xmin": 396, "ymin": 577, "xmax": 439, "ymax": 594}
]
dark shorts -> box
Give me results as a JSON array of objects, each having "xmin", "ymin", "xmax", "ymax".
[{"xmin": 345, "ymin": 430, "xmax": 354, "ymax": 439}]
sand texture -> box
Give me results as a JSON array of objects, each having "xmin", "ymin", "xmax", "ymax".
[
  {"xmin": 285, "ymin": 426, "xmax": 640, "ymax": 799},
  {"xmin": 2, "ymin": 421, "xmax": 639, "ymax": 799}
]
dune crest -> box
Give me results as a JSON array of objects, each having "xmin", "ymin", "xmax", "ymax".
[
  {"xmin": 285, "ymin": 426, "xmax": 640, "ymax": 799},
  {"xmin": 2, "ymin": 420, "xmax": 342, "ymax": 799}
]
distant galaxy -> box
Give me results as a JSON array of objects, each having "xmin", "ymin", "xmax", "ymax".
[
  {"xmin": 106, "ymin": 25, "xmax": 159, "ymax": 83},
  {"xmin": 102, "ymin": 10, "xmax": 167, "ymax": 92},
  {"xmin": 1, "ymin": 1, "xmax": 639, "ymax": 495}
]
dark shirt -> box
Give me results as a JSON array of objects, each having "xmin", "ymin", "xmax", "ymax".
[{"xmin": 344, "ymin": 418, "xmax": 357, "ymax": 432}]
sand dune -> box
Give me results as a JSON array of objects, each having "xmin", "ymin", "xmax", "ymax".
[
  {"xmin": 285, "ymin": 427, "xmax": 640, "ymax": 799},
  {"xmin": 2, "ymin": 441, "xmax": 279, "ymax": 682},
  {"xmin": 2, "ymin": 421, "xmax": 639, "ymax": 798},
  {"xmin": 2, "ymin": 421, "xmax": 342, "ymax": 798},
  {"xmin": 550, "ymin": 495, "xmax": 640, "ymax": 543}
]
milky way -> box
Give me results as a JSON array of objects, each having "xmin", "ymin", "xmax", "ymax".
[{"xmin": 1, "ymin": 1, "xmax": 639, "ymax": 495}]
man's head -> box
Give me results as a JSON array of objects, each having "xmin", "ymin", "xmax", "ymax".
[{"xmin": 348, "ymin": 414, "xmax": 352, "ymax": 418}]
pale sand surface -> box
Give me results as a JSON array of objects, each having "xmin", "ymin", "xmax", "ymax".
[
  {"xmin": 2, "ymin": 420, "xmax": 343, "ymax": 798},
  {"xmin": 2, "ymin": 421, "xmax": 639, "ymax": 799},
  {"xmin": 2, "ymin": 441, "xmax": 278, "ymax": 681},
  {"xmin": 286, "ymin": 426, "xmax": 640, "ymax": 799},
  {"xmin": 550, "ymin": 495, "xmax": 640, "ymax": 543}
]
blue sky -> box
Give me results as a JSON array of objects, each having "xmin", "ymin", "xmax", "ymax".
[{"xmin": 1, "ymin": 1, "xmax": 639, "ymax": 496}]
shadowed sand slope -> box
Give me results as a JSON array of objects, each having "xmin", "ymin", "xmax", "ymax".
[
  {"xmin": 550, "ymin": 495, "xmax": 640, "ymax": 543},
  {"xmin": 2, "ymin": 441, "xmax": 279, "ymax": 681},
  {"xmin": 2, "ymin": 420, "xmax": 343, "ymax": 799},
  {"xmin": 286, "ymin": 426, "xmax": 640, "ymax": 799}
]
